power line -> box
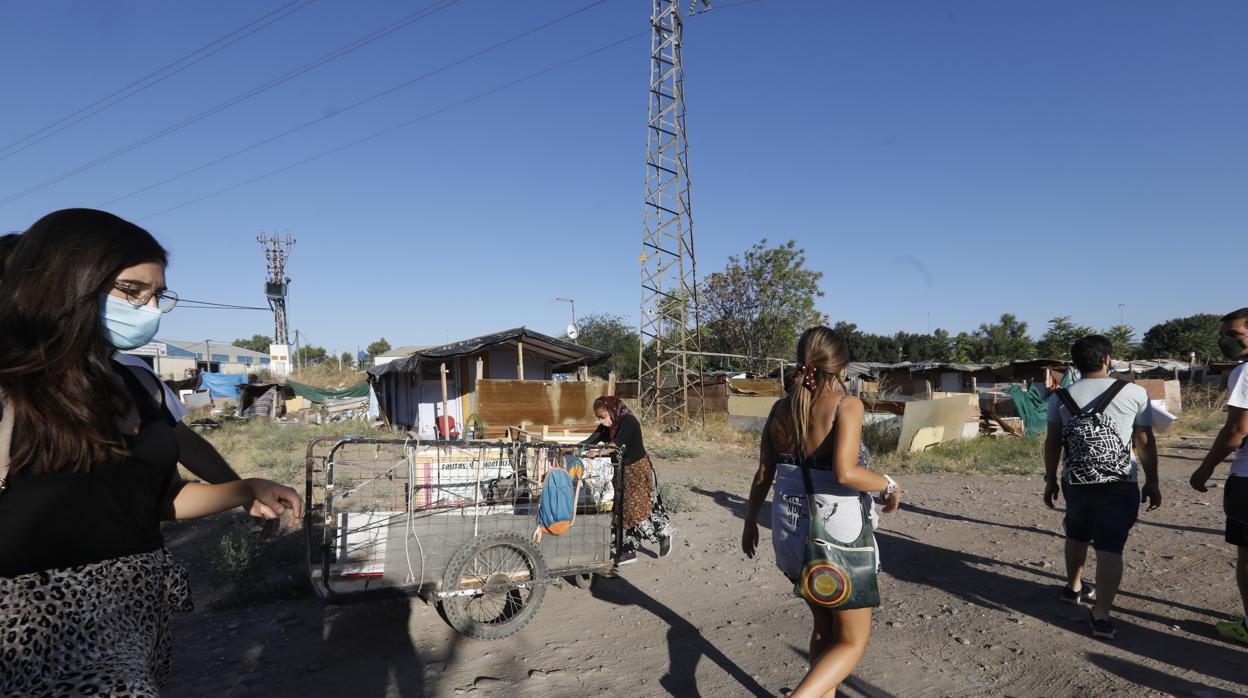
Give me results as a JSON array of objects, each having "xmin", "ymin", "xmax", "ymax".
[
  {"xmin": 0, "ymin": 0, "xmax": 316, "ymax": 163},
  {"xmin": 100, "ymin": 0, "xmax": 610, "ymax": 207},
  {"xmin": 0, "ymin": 0, "xmax": 464, "ymax": 209},
  {"xmin": 177, "ymin": 298, "xmax": 271, "ymax": 311},
  {"xmin": 138, "ymin": 30, "xmax": 645, "ymax": 220}
]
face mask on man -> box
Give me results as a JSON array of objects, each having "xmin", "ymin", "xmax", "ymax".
[
  {"xmin": 100, "ymin": 293, "xmax": 161, "ymax": 350},
  {"xmin": 1219, "ymin": 335, "xmax": 1248, "ymax": 361}
]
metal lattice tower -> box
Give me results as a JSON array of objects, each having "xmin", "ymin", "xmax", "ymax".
[
  {"xmin": 258, "ymin": 233, "xmax": 295, "ymax": 345},
  {"xmin": 639, "ymin": 0, "xmax": 705, "ymax": 431}
]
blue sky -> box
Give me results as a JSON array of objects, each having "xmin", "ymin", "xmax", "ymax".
[{"xmin": 2, "ymin": 1, "xmax": 1245, "ymax": 356}]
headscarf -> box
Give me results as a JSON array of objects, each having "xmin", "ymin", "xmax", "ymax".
[{"xmin": 593, "ymin": 395, "xmax": 634, "ymax": 442}]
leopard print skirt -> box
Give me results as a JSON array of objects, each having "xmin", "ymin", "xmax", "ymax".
[{"xmin": 0, "ymin": 549, "xmax": 192, "ymax": 697}]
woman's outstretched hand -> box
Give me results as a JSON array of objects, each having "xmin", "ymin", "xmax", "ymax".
[
  {"xmin": 245, "ymin": 479, "xmax": 303, "ymax": 526},
  {"xmin": 741, "ymin": 520, "xmax": 759, "ymax": 558}
]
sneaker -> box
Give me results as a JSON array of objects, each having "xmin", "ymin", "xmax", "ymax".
[
  {"xmin": 658, "ymin": 535, "xmax": 673, "ymax": 558},
  {"xmin": 616, "ymin": 549, "xmax": 637, "ymax": 565},
  {"xmin": 1059, "ymin": 584, "xmax": 1096, "ymax": 606},
  {"xmin": 1215, "ymin": 617, "xmax": 1248, "ymax": 645},
  {"xmin": 1089, "ymin": 612, "xmax": 1116, "ymax": 640}
]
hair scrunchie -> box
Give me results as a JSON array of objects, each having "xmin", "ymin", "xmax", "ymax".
[{"xmin": 798, "ymin": 362, "xmax": 819, "ymax": 391}]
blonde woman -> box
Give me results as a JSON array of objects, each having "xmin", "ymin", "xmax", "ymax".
[{"xmin": 741, "ymin": 326, "xmax": 901, "ymax": 697}]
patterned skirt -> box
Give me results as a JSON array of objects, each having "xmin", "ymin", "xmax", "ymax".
[
  {"xmin": 0, "ymin": 549, "xmax": 193, "ymax": 697},
  {"xmin": 621, "ymin": 456, "xmax": 674, "ymax": 547}
]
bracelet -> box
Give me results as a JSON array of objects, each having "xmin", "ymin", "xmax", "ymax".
[{"xmin": 882, "ymin": 474, "xmax": 897, "ymax": 496}]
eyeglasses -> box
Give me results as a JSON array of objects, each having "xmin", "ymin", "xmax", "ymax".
[{"xmin": 112, "ymin": 282, "xmax": 179, "ymax": 313}]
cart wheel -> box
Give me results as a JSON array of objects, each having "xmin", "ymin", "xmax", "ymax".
[
  {"xmin": 567, "ymin": 573, "xmax": 594, "ymax": 589},
  {"xmin": 440, "ymin": 532, "xmax": 547, "ymax": 640}
]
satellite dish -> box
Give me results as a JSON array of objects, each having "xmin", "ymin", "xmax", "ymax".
[{"xmin": 566, "ymin": 323, "xmax": 580, "ymax": 340}]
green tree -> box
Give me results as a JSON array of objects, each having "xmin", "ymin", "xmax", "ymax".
[
  {"xmin": 577, "ymin": 313, "xmax": 640, "ymax": 379},
  {"xmin": 295, "ymin": 344, "xmax": 327, "ymax": 366},
  {"xmin": 701, "ymin": 240, "xmax": 829, "ymax": 362},
  {"xmin": 232, "ymin": 334, "xmax": 272, "ymax": 353},
  {"xmin": 1141, "ymin": 314, "xmax": 1222, "ymax": 361},
  {"xmin": 969, "ymin": 313, "xmax": 1036, "ymax": 362},
  {"xmin": 1103, "ymin": 324, "xmax": 1138, "ymax": 360},
  {"xmin": 366, "ymin": 338, "xmax": 392, "ymax": 361},
  {"xmin": 951, "ymin": 332, "xmax": 985, "ymax": 363},
  {"xmin": 339, "ymin": 351, "xmax": 354, "ymax": 367},
  {"xmin": 1036, "ymin": 316, "xmax": 1094, "ymax": 360},
  {"xmin": 895, "ymin": 329, "xmax": 953, "ymax": 363}
]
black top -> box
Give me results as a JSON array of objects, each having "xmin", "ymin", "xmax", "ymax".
[
  {"xmin": 0, "ymin": 362, "xmax": 180, "ymax": 577},
  {"xmin": 582, "ymin": 414, "xmax": 647, "ymax": 466}
]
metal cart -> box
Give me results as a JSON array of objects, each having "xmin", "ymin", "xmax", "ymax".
[{"xmin": 303, "ymin": 437, "xmax": 622, "ymax": 639}]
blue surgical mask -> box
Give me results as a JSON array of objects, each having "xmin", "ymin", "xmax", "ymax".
[{"xmin": 100, "ymin": 293, "xmax": 162, "ymax": 350}]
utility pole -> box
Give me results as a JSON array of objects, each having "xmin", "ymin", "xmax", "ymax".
[
  {"xmin": 258, "ymin": 233, "xmax": 295, "ymax": 345},
  {"xmin": 638, "ymin": 0, "xmax": 708, "ymax": 432}
]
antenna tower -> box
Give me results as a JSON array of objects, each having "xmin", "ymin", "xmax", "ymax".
[
  {"xmin": 639, "ymin": 0, "xmax": 705, "ymax": 431},
  {"xmin": 258, "ymin": 233, "xmax": 295, "ymax": 345}
]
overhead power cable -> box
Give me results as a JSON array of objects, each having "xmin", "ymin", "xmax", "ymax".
[
  {"xmin": 137, "ymin": 30, "xmax": 645, "ymax": 221},
  {"xmin": 0, "ymin": 0, "xmax": 464, "ymax": 209},
  {"xmin": 0, "ymin": 0, "xmax": 316, "ymax": 163},
  {"xmin": 177, "ymin": 298, "xmax": 271, "ymax": 311},
  {"xmin": 100, "ymin": 0, "xmax": 610, "ymax": 207}
]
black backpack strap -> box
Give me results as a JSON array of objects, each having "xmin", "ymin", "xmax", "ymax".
[
  {"xmin": 1090, "ymin": 380, "xmax": 1130, "ymax": 416},
  {"xmin": 1054, "ymin": 387, "xmax": 1081, "ymax": 416}
]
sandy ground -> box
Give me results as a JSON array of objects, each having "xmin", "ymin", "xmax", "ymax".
[{"xmin": 162, "ymin": 438, "xmax": 1247, "ymax": 697}]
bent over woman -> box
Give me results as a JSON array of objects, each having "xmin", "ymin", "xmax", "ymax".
[
  {"xmin": 741, "ymin": 326, "xmax": 901, "ymax": 698},
  {"xmin": 582, "ymin": 396, "xmax": 673, "ymax": 564},
  {"xmin": 0, "ymin": 209, "xmax": 302, "ymax": 696}
]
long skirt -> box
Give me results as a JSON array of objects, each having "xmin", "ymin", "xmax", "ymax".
[
  {"xmin": 0, "ymin": 549, "xmax": 193, "ymax": 697},
  {"xmin": 622, "ymin": 455, "xmax": 674, "ymax": 548}
]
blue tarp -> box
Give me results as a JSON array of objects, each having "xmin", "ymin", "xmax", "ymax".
[{"xmin": 200, "ymin": 373, "xmax": 248, "ymax": 398}]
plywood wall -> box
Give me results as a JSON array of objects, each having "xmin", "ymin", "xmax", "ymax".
[{"xmin": 475, "ymin": 379, "xmax": 605, "ymax": 429}]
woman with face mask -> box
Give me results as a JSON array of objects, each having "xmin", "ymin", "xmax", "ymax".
[{"xmin": 0, "ymin": 209, "xmax": 303, "ymax": 696}]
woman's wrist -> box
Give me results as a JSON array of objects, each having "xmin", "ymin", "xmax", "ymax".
[{"xmin": 881, "ymin": 474, "xmax": 897, "ymax": 496}]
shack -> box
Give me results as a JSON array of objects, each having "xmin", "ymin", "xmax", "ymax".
[{"xmin": 367, "ymin": 327, "xmax": 608, "ymax": 437}]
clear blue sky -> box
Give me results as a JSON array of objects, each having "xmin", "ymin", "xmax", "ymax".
[{"xmin": 2, "ymin": 1, "xmax": 1245, "ymax": 357}]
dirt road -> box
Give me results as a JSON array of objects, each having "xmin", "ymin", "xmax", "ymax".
[{"xmin": 163, "ymin": 441, "xmax": 1246, "ymax": 697}]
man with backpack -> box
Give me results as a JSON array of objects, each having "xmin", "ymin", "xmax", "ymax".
[
  {"xmin": 1043, "ymin": 335, "xmax": 1161, "ymax": 640},
  {"xmin": 1189, "ymin": 307, "xmax": 1248, "ymax": 645}
]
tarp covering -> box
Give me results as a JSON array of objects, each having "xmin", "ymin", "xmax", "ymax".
[
  {"xmin": 1004, "ymin": 383, "xmax": 1049, "ymax": 436},
  {"xmin": 200, "ymin": 373, "xmax": 249, "ymax": 399},
  {"xmin": 286, "ymin": 379, "xmax": 369, "ymax": 404}
]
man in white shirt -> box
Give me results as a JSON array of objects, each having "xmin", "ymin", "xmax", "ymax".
[
  {"xmin": 1044, "ymin": 335, "xmax": 1159, "ymax": 640},
  {"xmin": 1190, "ymin": 307, "xmax": 1248, "ymax": 645}
]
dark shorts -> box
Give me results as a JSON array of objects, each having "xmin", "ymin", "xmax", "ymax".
[
  {"xmin": 1227, "ymin": 475, "xmax": 1248, "ymax": 547},
  {"xmin": 1062, "ymin": 481, "xmax": 1139, "ymax": 554}
]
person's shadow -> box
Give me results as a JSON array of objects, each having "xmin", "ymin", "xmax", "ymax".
[
  {"xmin": 874, "ymin": 530, "xmax": 1248, "ymax": 687},
  {"xmin": 590, "ymin": 575, "xmax": 771, "ymax": 697}
]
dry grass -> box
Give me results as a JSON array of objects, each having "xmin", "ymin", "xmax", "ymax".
[
  {"xmin": 200, "ymin": 419, "xmax": 381, "ymax": 483},
  {"xmin": 646, "ymin": 414, "xmax": 762, "ymax": 461},
  {"xmin": 869, "ymin": 434, "xmax": 1044, "ymax": 476},
  {"xmin": 1168, "ymin": 385, "xmax": 1227, "ymax": 436},
  {"xmin": 289, "ymin": 363, "xmax": 369, "ymax": 390}
]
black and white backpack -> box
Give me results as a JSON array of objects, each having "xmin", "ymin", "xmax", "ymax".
[{"xmin": 1056, "ymin": 380, "xmax": 1131, "ymax": 485}]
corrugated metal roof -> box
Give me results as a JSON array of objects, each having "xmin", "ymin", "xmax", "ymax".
[{"xmin": 368, "ymin": 327, "xmax": 608, "ymax": 377}]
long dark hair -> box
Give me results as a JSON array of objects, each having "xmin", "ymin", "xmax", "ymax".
[{"xmin": 0, "ymin": 209, "xmax": 168, "ymax": 474}]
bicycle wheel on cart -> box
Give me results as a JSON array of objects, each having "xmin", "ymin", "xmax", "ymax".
[{"xmin": 438, "ymin": 531, "xmax": 548, "ymax": 640}]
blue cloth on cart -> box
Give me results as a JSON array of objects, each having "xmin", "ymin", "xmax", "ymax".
[{"xmin": 538, "ymin": 468, "xmax": 578, "ymax": 536}]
